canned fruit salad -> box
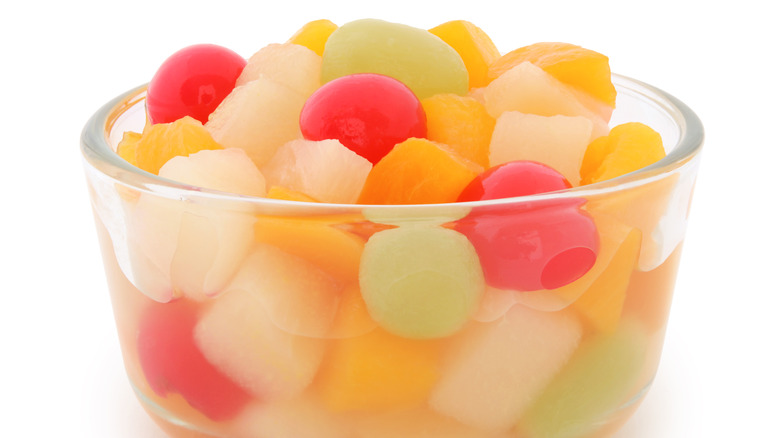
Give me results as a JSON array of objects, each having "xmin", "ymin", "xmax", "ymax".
[{"xmin": 82, "ymin": 17, "xmax": 703, "ymax": 438}]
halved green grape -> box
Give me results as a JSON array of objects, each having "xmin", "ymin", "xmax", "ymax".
[
  {"xmin": 321, "ymin": 19, "xmax": 469, "ymax": 99},
  {"xmin": 359, "ymin": 226, "xmax": 484, "ymax": 339}
]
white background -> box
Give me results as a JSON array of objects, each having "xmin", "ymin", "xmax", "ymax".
[{"xmin": 2, "ymin": 1, "xmax": 778, "ymax": 436}]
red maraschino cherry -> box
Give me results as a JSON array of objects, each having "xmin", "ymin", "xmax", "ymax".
[
  {"xmin": 299, "ymin": 73, "xmax": 426, "ymax": 164},
  {"xmin": 146, "ymin": 44, "xmax": 246, "ymax": 125},
  {"xmin": 137, "ymin": 300, "xmax": 250, "ymax": 421},
  {"xmin": 456, "ymin": 161, "xmax": 599, "ymax": 291}
]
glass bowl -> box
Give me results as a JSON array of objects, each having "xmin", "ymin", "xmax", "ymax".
[{"xmin": 81, "ymin": 73, "xmax": 703, "ymax": 438}]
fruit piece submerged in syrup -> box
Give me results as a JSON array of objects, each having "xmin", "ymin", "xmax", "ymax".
[{"xmin": 456, "ymin": 160, "xmax": 599, "ymax": 291}]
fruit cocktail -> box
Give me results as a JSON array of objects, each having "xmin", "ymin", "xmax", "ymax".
[{"xmin": 81, "ymin": 18, "xmax": 703, "ymax": 438}]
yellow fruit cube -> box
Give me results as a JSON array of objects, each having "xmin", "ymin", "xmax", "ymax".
[
  {"xmin": 421, "ymin": 93, "xmax": 494, "ymax": 168},
  {"xmin": 580, "ymin": 122, "xmax": 666, "ymax": 185},
  {"xmin": 315, "ymin": 329, "xmax": 441, "ymax": 411},
  {"xmin": 254, "ymin": 214, "xmax": 364, "ymax": 283},
  {"xmin": 288, "ymin": 19, "xmax": 338, "ymax": 56},
  {"xmin": 572, "ymin": 226, "xmax": 642, "ymax": 333},
  {"xmin": 358, "ymin": 138, "xmax": 483, "ymax": 205}
]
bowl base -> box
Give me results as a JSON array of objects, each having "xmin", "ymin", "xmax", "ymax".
[{"xmin": 132, "ymin": 382, "xmax": 222, "ymax": 438}]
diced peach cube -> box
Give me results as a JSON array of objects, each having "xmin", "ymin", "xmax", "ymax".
[
  {"xmin": 422, "ymin": 93, "xmax": 494, "ymax": 167},
  {"xmin": 572, "ymin": 225, "xmax": 641, "ymax": 333},
  {"xmin": 315, "ymin": 329, "xmax": 441, "ymax": 412},
  {"xmin": 358, "ymin": 138, "xmax": 482, "ymax": 205},
  {"xmin": 580, "ymin": 122, "xmax": 666, "ymax": 185}
]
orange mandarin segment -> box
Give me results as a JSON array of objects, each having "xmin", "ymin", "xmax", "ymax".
[
  {"xmin": 116, "ymin": 131, "xmax": 142, "ymax": 166},
  {"xmin": 421, "ymin": 93, "xmax": 494, "ymax": 168},
  {"xmin": 315, "ymin": 329, "xmax": 441, "ymax": 411},
  {"xmin": 254, "ymin": 215, "xmax": 364, "ymax": 283},
  {"xmin": 488, "ymin": 42, "xmax": 616, "ymax": 107},
  {"xmin": 572, "ymin": 227, "xmax": 642, "ymax": 334},
  {"xmin": 580, "ymin": 122, "xmax": 666, "ymax": 185},
  {"xmin": 120, "ymin": 116, "xmax": 223, "ymax": 175},
  {"xmin": 358, "ymin": 138, "xmax": 483, "ymax": 205},
  {"xmin": 429, "ymin": 20, "xmax": 501, "ymax": 89},
  {"xmin": 288, "ymin": 19, "xmax": 338, "ymax": 56}
]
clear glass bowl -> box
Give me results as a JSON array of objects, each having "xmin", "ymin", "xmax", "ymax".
[{"xmin": 81, "ymin": 74, "xmax": 703, "ymax": 438}]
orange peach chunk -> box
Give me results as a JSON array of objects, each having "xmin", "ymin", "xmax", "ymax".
[
  {"xmin": 572, "ymin": 226, "xmax": 642, "ymax": 334},
  {"xmin": 580, "ymin": 122, "xmax": 666, "ymax": 185},
  {"xmin": 358, "ymin": 138, "xmax": 483, "ymax": 205},
  {"xmin": 422, "ymin": 93, "xmax": 494, "ymax": 167},
  {"xmin": 254, "ymin": 214, "xmax": 364, "ymax": 283},
  {"xmin": 315, "ymin": 329, "xmax": 441, "ymax": 412},
  {"xmin": 488, "ymin": 42, "xmax": 616, "ymax": 107}
]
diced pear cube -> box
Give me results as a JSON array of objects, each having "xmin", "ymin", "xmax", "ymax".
[
  {"xmin": 483, "ymin": 62, "xmax": 608, "ymax": 138},
  {"xmin": 236, "ymin": 43, "xmax": 322, "ymax": 98},
  {"xmin": 206, "ymin": 77, "xmax": 306, "ymax": 169},
  {"xmin": 194, "ymin": 287, "xmax": 327, "ymax": 400},
  {"xmin": 429, "ymin": 305, "xmax": 582, "ymax": 431},
  {"xmin": 262, "ymin": 139, "xmax": 371, "ymax": 204},
  {"xmin": 489, "ymin": 112, "xmax": 594, "ymax": 185}
]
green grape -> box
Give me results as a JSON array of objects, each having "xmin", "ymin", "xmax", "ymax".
[
  {"xmin": 359, "ymin": 226, "xmax": 484, "ymax": 339},
  {"xmin": 519, "ymin": 322, "xmax": 648, "ymax": 438},
  {"xmin": 321, "ymin": 19, "xmax": 469, "ymax": 99}
]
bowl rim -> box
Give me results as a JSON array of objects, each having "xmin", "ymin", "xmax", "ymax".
[{"xmin": 80, "ymin": 73, "xmax": 704, "ymax": 212}]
